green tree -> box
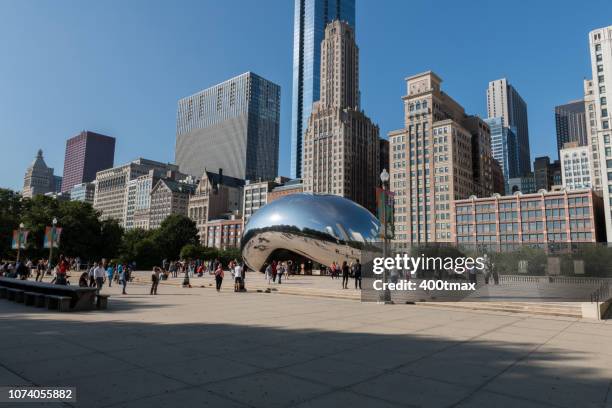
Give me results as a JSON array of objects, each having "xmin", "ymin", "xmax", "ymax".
[
  {"xmin": 180, "ymin": 243, "xmax": 203, "ymax": 260},
  {"xmin": 99, "ymin": 219, "xmax": 124, "ymax": 260},
  {"xmin": 0, "ymin": 189, "xmax": 22, "ymax": 259},
  {"xmin": 120, "ymin": 229, "xmax": 154, "ymax": 264},
  {"xmin": 54, "ymin": 200, "xmax": 102, "ymax": 262},
  {"xmin": 154, "ymin": 214, "xmax": 198, "ymax": 260}
]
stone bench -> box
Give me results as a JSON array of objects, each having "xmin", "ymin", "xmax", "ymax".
[
  {"xmin": 24, "ymin": 292, "xmax": 46, "ymax": 307},
  {"xmin": 7, "ymin": 288, "xmax": 24, "ymax": 302},
  {"xmin": 46, "ymin": 295, "xmax": 71, "ymax": 312},
  {"xmin": 96, "ymin": 294, "xmax": 110, "ymax": 310}
]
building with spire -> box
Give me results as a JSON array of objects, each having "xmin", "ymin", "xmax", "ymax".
[
  {"xmin": 22, "ymin": 149, "xmax": 60, "ymax": 198},
  {"xmin": 290, "ymin": 0, "xmax": 355, "ymax": 179},
  {"xmin": 302, "ymin": 20, "xmax": 380, "ymax": 212}
]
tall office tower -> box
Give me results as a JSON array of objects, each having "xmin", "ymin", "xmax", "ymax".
[
  {"xmin": 302, "ymin": 21, "xmax": 379, "ymax": 212},
  {"xmin": 485, "ymin": 116, "xmax": 518, "ymax": 191},
  {"xmin": 61, "ymin": 131, "xmax": 115, "ymax": 193},
  {"xmin": 589, "ymin": 25, "xmax": 612, "ymax": 241},
  {"xmin": 290, "ymin": 0, "xmax": 355, "ymax": 179},
  {"xmin": 93, "ymin": 158, "xmax": 180, "ymax": 227},
  {"xmin": 487, "ymin": 78, "xmax": 531, "ymax": 176},
  {"xmin": 22, "ymin": 149, "xmax": 58, "ymax": 198},
  {"xmin": 175, "ymin": 72, "xmax": 280, "ymax": 182},
  {"xmin": 389, "ymin": 71, "xmax": 498, "ymax": 244},
  {"xmin": 533, "ymin": 156, "xmax": 561, "ymax": 191},
  {"xmin": 555, "ymin": 101, "xmax": 588, "ymax": 158},
  {"xmin": 584, "ymin": 79, "xmax": 602, "ymax": 189}
]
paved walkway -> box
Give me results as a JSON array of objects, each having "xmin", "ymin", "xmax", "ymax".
[{"xmin": 0, "ymin": 279, "xmax": 611, "ymax": 408}]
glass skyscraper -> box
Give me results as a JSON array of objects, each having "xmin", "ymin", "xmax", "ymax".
[
  {"xmin": 290, "ymin": 0, "xmax": 355, "ymax": 178},
  {"xmin": 485, "ymin": 116, "xmax": 518, "ymax": 193},
  {"xmin": 175, "ymin": 72, "xmax": 280, "ymax": 182}
]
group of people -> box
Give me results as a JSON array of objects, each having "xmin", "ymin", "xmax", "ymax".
[
  {"xmin": 154, "ymin": 258, "xmax": 247, "ymax": 294},
  {"xmin": 327, "ymin": 260, "xmax": 362, "ymax": 289},
  {"xmin": 263, "ymin": 260, "xmax": 293, "ymax": 285},
  {"xmin": 77, "ymin": 260, "xmax": 132, "ymax": 294}
]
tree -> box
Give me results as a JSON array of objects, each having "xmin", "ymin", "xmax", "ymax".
[
  {"xmin": 154, "ymin": 214, "xmax": 199, "ymax": 260},
  {"xmin": 180, "ymin": 244, "xmax": 203, "ymax": 260},
  {"xmin": 99, "ymin": 219, "xmax": 124, "ymax": 260},
  {"xmin": 54, "ymin": 200, "xmax": 102, "ymax": 262},
  {"xmin": 0, "ymin": 189, "xmax": 22, "ymax": 259}
]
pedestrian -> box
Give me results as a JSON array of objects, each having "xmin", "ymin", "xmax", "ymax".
[
  {"xmin": 151, "ymin": 266, "xmax": 161, "ymax": 295},
  {"xmin": 330, "ymin": 261, "xmax": 337, "ymax": 279},
  {"xmin": 106, "ymin": 263, "xmax": 114, "ymax": 287},
  {"xmin": 265, "ymin": 263, "xmax": 272, "ymax": 285},
  {"xmin": 214, "ymin": 263, "xmax": 224, "ymax": 292},
  {"xmin": 120, "ymin": 265, "xmax": 130, "ymax": 294},
  {"xmin": 271, "ymin": 261, "xmax": 277, "ymax": 283},
  {"xmin": 353, "ymin": 259, "xmax": 362, "ymax": 289},
  {"xmin": 35, "ymin": 259, "xmax": 45, "ymax": 282},
  {"xmin": 88, "ymin": 263, "xmax": 96, "ymax": 287},
  {"xmin": 341, "ymin": 261, "xmax": 350, "ymax": 289},
  {"xmin": 94, "ymin": 261, "xmax": 106, "ymax": 292},
  {"xmin": 233, "ymin": 262, "xmax": 243, "ymax": 292},
  {"xmin": 55, "ymin": 255, "xmax": 68, "ymax": 285},
  {"xmin": 78, "ymin": 272, "xmax": 89, "ymax": 287},
  {"xmin": 277, "ymin": 262, "xmax": 284, "ymax": 284},
  {"xmin": 16, "ymin": 260, "xmax": 28, "ymax": 280}
]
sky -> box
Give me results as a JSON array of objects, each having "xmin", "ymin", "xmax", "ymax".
[{"xmin": 1, "ymin": 0, "xmax": 611, "ymax": 191}]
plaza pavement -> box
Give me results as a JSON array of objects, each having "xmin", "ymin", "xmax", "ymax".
[{"xmin": 0, "ymin": 273, "xmax": 611, "ymax": 408}]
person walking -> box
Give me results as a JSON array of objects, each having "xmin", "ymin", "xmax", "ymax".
[
  {"xmin": 233, "ymin": 262, "xmax": 243, "ymax": 292},
  {"xmin": 353, "ymin": 259, "xmax": 362, "ymax": 289},
  {"xmin": 88, "ymin": 263, "xmax": 96, "ymax": 287},
  {"xmin": 341, "ymin": 261, "xmax": 350, "ymax": 289},
  {"xmin": 55, "ymin": 255, "xmax": 68, "ymax": 285},
  {"xmin": 271, "ymin": 261, "xmax": 277, "ymax": 283},
  {"xmin": 151, "ymin": 266, "xmax": 161, "ymax": 295},
  {"xmin": 214, "ymin": 263, "xmax": 224, "ymax": 292},
  {"xmin": 265, "ymin": 263, "xmax": 272, "ymax": 285},
  {"xmin": 93, "ymin": 261, "xmax": 106, "ymax": 293},
  {"xmin": 120, "ymin": 265, "xmax": 130, "ymax": 294},
  {"xmin": 35, "ymin": 259, "xmax": 45, "ymax": 282},
  {"xmin": 106, "ymin": 263, "xmax": 114, "ymax": 287}
]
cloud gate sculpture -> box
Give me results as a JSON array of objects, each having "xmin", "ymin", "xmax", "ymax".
[{"xmin": 241, "ymin": 193, "xmax": 381, "ymax": 272}]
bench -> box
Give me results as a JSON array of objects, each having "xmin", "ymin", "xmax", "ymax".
[
  {"xmin": 7, "ymin": 288, "xmax": 24, "ymax": 302},
  {"xmin": 24, "ymin": 292, "xmax": 46, "ymax": 307},
  {"xmin": 46, "ymin": 295, "xmax": 72, "ymax": 312},
  {"xmin": 96, "ymin": 294, "xmax": 110, "ymax": 310},
  {"xmin": 0, "ymin": 277, "xmax": 98, "ymax": 311}
]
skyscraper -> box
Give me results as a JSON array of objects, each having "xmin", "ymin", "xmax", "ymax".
[
  {"xmin": 22, "ymin": 149, "xmax": 59, "ymax": 198},
  {"xmin": 487, "ymin": 78, "xmax": 531, "ymax": 176},
  {"xmin": 61, "ymin": 131, "xmax": 115, "ymax": 193},
  {"xmin": 175, "ymin": 72, "xmax": 280, "ymax": 182},
  {"xmin": 485, "ymin": 116, "xmax": 518, "ymax": 191},
  {"xmin": 555, "ymin": 100, "xmax": 588, "ymax": 158},
  {"xmin": 389, "ymin": 71, "xmax": 500, "ymax": 244},
  {"xmin": 302, "ymin": 20, "xmax": 379, "ymax": 212},
  {"xmin": 290, "ymin": 0, "xmax": 355, "ymax": 179},
  {"xmin": 588, "ymin": 25, "xmax": 612, "ymax": 241}
]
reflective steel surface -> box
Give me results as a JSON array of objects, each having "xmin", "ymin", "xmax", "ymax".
[{"xmin": 241, "ymin": 193, "xmax": 381, "ymax": 271}]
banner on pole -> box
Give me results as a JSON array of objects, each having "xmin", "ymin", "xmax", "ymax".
[
  {"xmin": 44, "ymin": 227, "xmax": 62, "ymax": 249},
  {"xmin": 376, "ymin": 188, "xmax": 395, "ymax": 239},
  {"xmin": 11, "ymin": 230, "xmax": 29, "ymax": 249}
]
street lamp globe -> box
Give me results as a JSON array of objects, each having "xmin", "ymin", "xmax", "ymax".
[
  {"xmin": 380, "ymin": 169, "xmax": 390, "ymax": 184},
  {"xmin": 52, "ymin": 217, "xmax": 57, "ymax": 226},
  {"xmin": 19, "ymin": 222, "xmax": 24, "ymax": 229}
]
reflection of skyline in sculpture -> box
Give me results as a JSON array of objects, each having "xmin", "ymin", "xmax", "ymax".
[{"xmin": 241, "ymin": 194, "xmax": 381, "ymax": 271}]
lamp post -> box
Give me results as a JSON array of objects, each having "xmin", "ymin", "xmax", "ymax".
[
  {"xmin": 16, "ymin": 222, "xmax": 25, "ymax": 262},
  {"xmin": 49, "ymin": 217, "xmax": 57, "ymax": 271},
  {"xmin": 380, "ymin": 169, "xmax": 391, "ymax": 303}
]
